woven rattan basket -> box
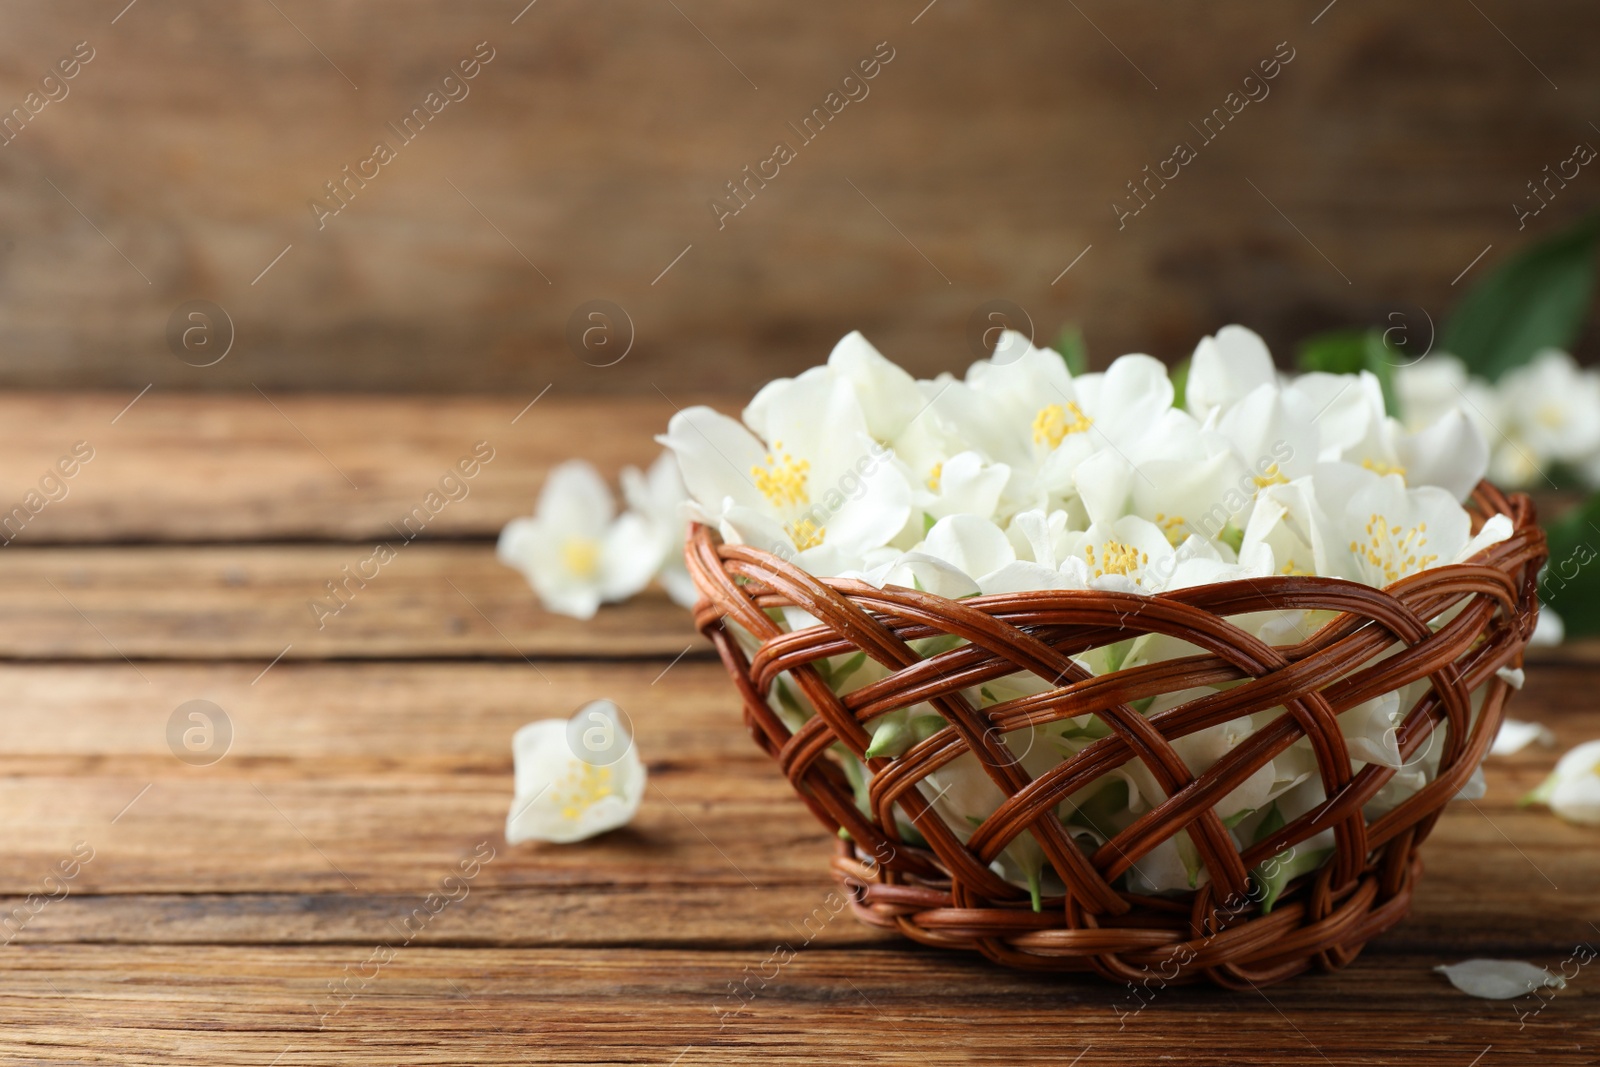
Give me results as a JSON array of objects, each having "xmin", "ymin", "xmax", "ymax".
[{"xmin": 686, "ymin": 484, "xmax": 1546, "ymax": 987}]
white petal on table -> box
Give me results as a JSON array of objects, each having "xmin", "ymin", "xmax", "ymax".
[
  {"xmin": 1435, "ymin": 959, "xmax": 1566, "ymax": 1000},
  {"xmin": 1489, "ymin": 717, "xmax": 1554, "ymax": 755}
]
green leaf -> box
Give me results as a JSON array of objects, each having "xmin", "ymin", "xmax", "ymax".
[
  {"xmin": 908, "ymin": 634, "xmax": 963, "ymax": 658},
  {"xmin": 829, "ymin": 651, "xmax": 867, "ymax": 688},
  {"xmin": 1068, "ymin": 778, "xmax": 1129, "ymax": 838},
  {"xmin": 865, "ymin": 710, "xmax": 911, "ymax": 759},
  {"xmin": 1362, "ymin": 332, "xmax": 1401, "ymax": 420},
  {"xmin": 1521, "ymin": 769, "xmax": 1561, "ymax": 808},
  {"xmin": 1170, "ymin": 357, "xmax": 1190, "ymax": 411},
  {"xmin": 1246, "ymin": 803, "xmax": 1327, "ymax": 913},
  {"xmin": 1222, "ymin": 807, "xmax": 1256, "ymax": 830},
  {"xmin": 1294, "ymin": 328, "xmax": 1399, "ymax": 418},
  {"xmin": 1440, "ymin": 213, "xmax": 1600, "ymax": 380},
  {"xmin": 1296, "ymin": 328, "xmax": 1367, "ymax": 376},
  {"xmin": 1536, "ymin": 491, "xmax": 1600, "ymax": 635},
  {"xmin": 922, "ymin": 512, "xmax": 937, "ymax": 534},
  {"xmin": 1253, "ymin": 845, "xmax": 1332, "ymax": 914},
  {"xmin": 1252, "ymin": 801, "xmax": 1285, "ymax": 843},
  {"xmin": 1058, "ymin": 716, "xmax": 1112, "ymax": 742},
  {"xmin": 1053, "ymin": 323, "xmax": 1089, "ymax": 376},
  {"xmin": 910, "ymin": 713, "xmax": 946, "ymax": 745}
]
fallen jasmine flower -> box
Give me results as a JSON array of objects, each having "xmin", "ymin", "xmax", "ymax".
[
  {"xmin": 506, "ymin": 700, "xmax": 646, "ymax": 844},
  {"xmin": 1435, "ymin": 959, "xmax": 1566, "ymax": 1000},
  {"xmin": 498, "ymin": 461, "xmax": 664, "ymax": 620}
]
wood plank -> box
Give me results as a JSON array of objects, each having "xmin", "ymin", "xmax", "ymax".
[
  {"xmin": 1, "ymin": 3, "xmax": 1596, "ymax": 396},
  {"xmin": 0, "ymin": 393, "xmax": 701, "ymax": 544},
  {"xmin": 0, "ymin": 662, "xmax": 1593, "ymax": 947},
  {"xmin": 0, "ymin": 945, "xmax": 1591, "ymax": 1065},
  {"xmin": 0, "ymin": 544, "xmax": 703, "ymax": 659}
]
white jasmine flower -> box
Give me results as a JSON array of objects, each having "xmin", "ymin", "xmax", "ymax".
[
  {"xmin": 913, "ymin": 450, "xmax": 1011, "ymax": 529},
  {"xmin": 1395, "ymin": 355, "xmax": 1491, "ymax": 434},
  {"xmin": 929, "ymin": 333, "xmax": 1172, "ymax": 514},
  {"xmin": 506, "ymin": 700, "xmax": 646, "ymax": 844},
  {"xmin": 1524, "ymin": 739, "xmax": 1600, "ymax": 825},
  {"xmin": 657, "ymin": 373, "xmax": 912, "ymax": 576},
  {"xmin": 1058, "ymin": 516, "xmax": 1271, "ymax": 594},
  {"xmin": 498, "ymin": 461, "xmax": 663, "ymax": 620},
  {"xmin": 1333, "ymin": 380, "xmax": 1491, "ymax": 503},
  {"xmin": 1241, "ymin": 476, "xmax": 1337, "ymax": 578},
  {"xmin": 621, "ymin": 451, "xmax": 697, "ymax": 609},
  {"xmin": 1071, "ymin": 407, "xmax": 1257, "ymax": 543},
  {"xmin": 1330, "ymin": 469, "xmax": 1512, "ymax": 587},
  {"xmin": 1498, "ymin": 349, "xmax": 1600, "ymax": 467}
]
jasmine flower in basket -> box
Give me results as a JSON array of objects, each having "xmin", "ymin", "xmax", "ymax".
[{"xmin": 651, "ymin": 325, "xmax": 1520, "ymax": 901}]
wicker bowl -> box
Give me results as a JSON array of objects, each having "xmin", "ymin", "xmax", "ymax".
[{"xmin": 685, "ymin": 484, "xmax": 1546, "ymax": 987}]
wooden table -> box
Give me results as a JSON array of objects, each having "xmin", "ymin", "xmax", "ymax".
[{"xmin": 0, "ymin": 393, "xmax": 1594, "ymax": 1065}]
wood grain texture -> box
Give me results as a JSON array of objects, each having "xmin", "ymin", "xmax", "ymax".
[
  {"xmin": 1, "ymin": 946, "xmax": 1591, "ymax": 1066},
  {"xmin": 0, "ymin": 543, "xmax": 701, "ymax": 659},
  {"xmin": 0, "ymin": 3, "xmax": 1597, "ymax": 394},
  {"xmin": 0, "ymin": 393, "xmax": 700, "ymax": 543}
]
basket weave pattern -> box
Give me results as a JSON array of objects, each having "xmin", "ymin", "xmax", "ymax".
[{"xmin": 686, "ymin": 485, "xmax": 1545, "ymax": 987}]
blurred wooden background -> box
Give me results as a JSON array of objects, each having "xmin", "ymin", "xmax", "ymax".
[{"xmin": 0, "ymin": 0, "xmax": 1595, "ymax": 394}]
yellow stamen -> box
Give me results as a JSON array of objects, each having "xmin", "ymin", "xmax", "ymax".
[
  {"xmin": 561, "ymin": 538, "xmax": 600, "ymax": 578},
  {"xmin": 554, "ymin": 762, "xmax": 615, "ymax": 820},
  {"xmin": 1253, "ymin": 464, "xmax": 1289, "ymax": 488},
  {"xmin": 1086, "ymin": 539, "xmax": 1149, "ymax": 581},
  {"xmin": 1154, "ymin": 512, "xmax": 1187, "ymax": 547},
  {"xmin": 750, "ymin": 440, "xmax": 811, "ymax": 510},
  {"xmin": 1361, "ymin": 458, "xmax": 1408, "ymax": 479},
  {"xmin": 1354, "ymin": 512, "xmax": 1437, "ymax": 583},
  {"xmin": 786, "ymin": 517, "xmax": 826, "ymax": 551},
  {"xmin": 1032, "ymin": 401, "xmax": 1093, "ymax": 448},
  {"xmin": 926, "ymin": 462, "xmax": 943, "ymax": 492}
]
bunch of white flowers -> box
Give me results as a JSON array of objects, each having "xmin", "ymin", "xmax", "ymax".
[
  {"xmin": 655, "ymin": 325, "xmax": 1521, "ymax": 903},
  {"xmin": 1396, "ymin": 348, "xmax": 1600, "ymax": 490}
]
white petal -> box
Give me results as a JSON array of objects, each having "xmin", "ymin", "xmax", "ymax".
[
  {"xmin": 600, "ymin": 512, "xmax": 668, "ymax": 601},
  {"xmin": 921, "ymin": 514, "xmax": 1015, "ymax": 581},
  {"xmin": 657, "ymin": 407, "xmax": 770, "ymax": 517},
  {"xmin": 1188, "ymin": 325, "xmax": 1276, "ymax": 419},
  {"xmin": 863, "ymin": 551, "xmax": 981, "ymax": 598},
  {"xmin": 1532, "ymin": 609, "xmax": 1564, "ymax": 647},
  {"xmin": 1435, "ymin": 959, "xmax": 1566, "ymax": 1000},
  {"xmin": 826, "ymin": 330, "xmax": 925, "ymax": 440},
  {"xmin": 1397, "ymin": 409, "xmax": 1489, "ymax": 502},
  {"xmin": 1073, "ymin": 449, "xmax": 1132, "ymax": 527},
  {"xmin": 1490, "ymin": 718, "xmax": 1553, "ymax": 755},
  {"xmin": 1493, "ymin": 667, "xmax": 1526, "ymax": 692},
  {"xmin": 537, "ymin": 461, "xmax": 615, "ymax": 536},
  {"xmin": 1551, "ymin": 738, "xmax": 1600, "ymax": 781},
  {"xmin": 1550, "ymin": 772, "xmax": 1600, "ymax": 826},
  {"xmin": 1454, "ymin": 513, "xmax": 1512, "ymax": 564}
]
